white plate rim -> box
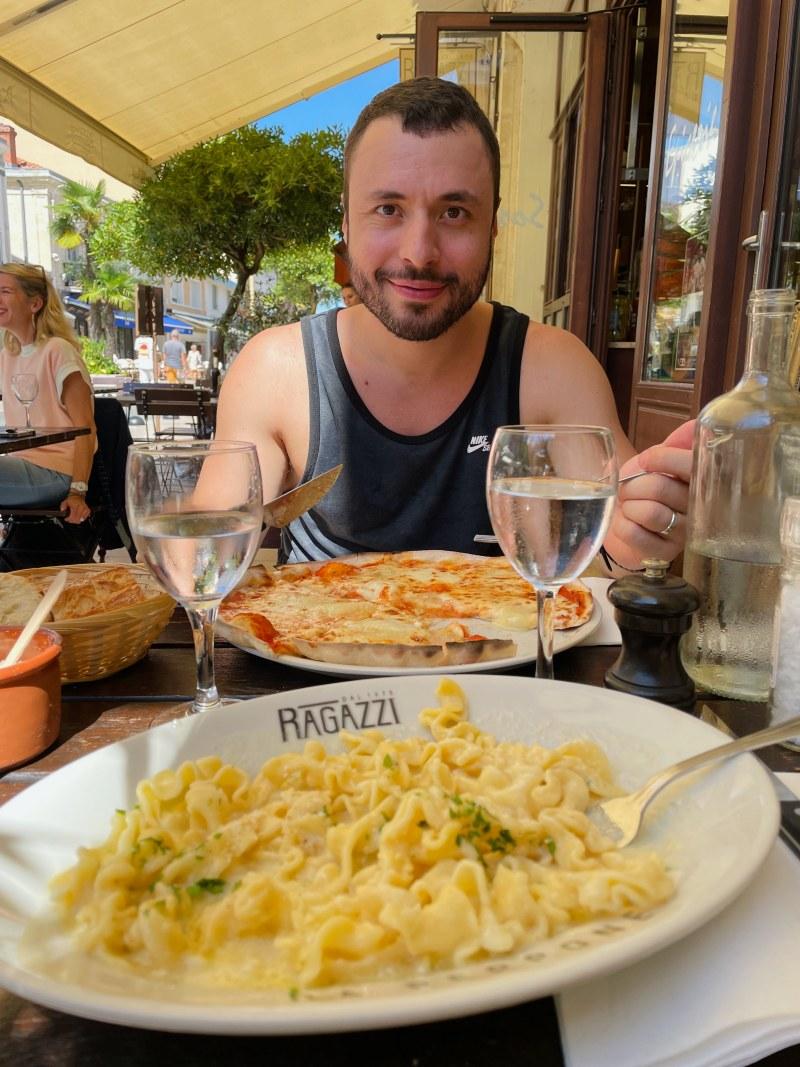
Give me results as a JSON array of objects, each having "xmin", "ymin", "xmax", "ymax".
[
  {"xmin": 0, "ymin": 675, "xmax": 778, "ymax": 1035},
  {"xmin": 218, "ymin": 550, "xmax": 600, "ymax": 676}
]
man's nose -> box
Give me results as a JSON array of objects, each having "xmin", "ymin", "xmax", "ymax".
[{"xmin": 398, "ymin": 214, "xmax": 440, "ymax": 269}]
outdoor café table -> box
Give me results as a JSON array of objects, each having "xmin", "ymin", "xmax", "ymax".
[
  {"xmin": 0, "ymin": 426, "xmax": 90, "ymax": 455},
  {"xmin": 1, "ymin": 615, "xmax": 799, "ymax": 1067}
]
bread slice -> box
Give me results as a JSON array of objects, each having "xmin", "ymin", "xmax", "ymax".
[
  {"xmin": 0, "ymin": 573, "xmax": 44, "ymax": 626},
  {"xmin": 49, "ymin": 567, "xmax": 147, "ymax": 620}
]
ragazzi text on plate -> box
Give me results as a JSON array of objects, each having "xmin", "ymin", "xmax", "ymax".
[{"xmin": 278, "ymin": 696, "xmax": 400, "ymax": 741}]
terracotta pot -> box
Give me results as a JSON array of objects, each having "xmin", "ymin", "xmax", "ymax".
[{"xmin": 0, "ymin": 626, "xmax": 62, "ymax": 772}]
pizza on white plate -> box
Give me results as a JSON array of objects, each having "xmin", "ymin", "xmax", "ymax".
[{"xmin": 218, "ymin": 551, "xmax": 593, "ymax": 669}]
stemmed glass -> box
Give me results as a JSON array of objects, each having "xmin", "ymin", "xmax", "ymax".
[
  {"xmin": 11, "ymin": 373, "xmax": 38, "ymax": 428},
  {"xmin": 126, "ymin": 440, "xmax": 263, "ymax": 713},
  {"xmin": 486, "ymin": 425, "xmax": 617, "ymax": 680}
]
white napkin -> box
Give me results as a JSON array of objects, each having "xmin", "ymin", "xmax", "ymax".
[
  {"xmin": 578, "ymin": 577, "xmax": 621, "ymax": 646},
  {"xmin": 557, "ymin": 773, "xmax": 800, "ymax": 1067}
]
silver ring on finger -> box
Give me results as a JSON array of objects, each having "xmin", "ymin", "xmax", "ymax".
[{"xmin": 658, "ymin": 509, "xmax": 678, "ymax": 537}]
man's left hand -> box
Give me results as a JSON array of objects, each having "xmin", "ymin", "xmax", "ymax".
[{"xmin": 604, "ymin": 420, "xmax": 695, "ymax": 569}]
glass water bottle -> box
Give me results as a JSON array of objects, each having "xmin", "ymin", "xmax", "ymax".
[
  {"xmin": 682, "ymin": 288, "xmax": 800, "ymax": 700},
  {"xmin": 769, "ymin": 497, "xmax": 800, "ymax": 746}
]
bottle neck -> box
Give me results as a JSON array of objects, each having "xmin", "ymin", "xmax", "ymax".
[{"xmin": 743, "ymin": 296, "xmax": 795, "ymax": 379}]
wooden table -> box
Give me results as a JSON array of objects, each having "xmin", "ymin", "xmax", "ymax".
[
  {"xmin": 1, "ymin": 619, "xmax": 798, "ymax": 1067},
  {"xmin": 0, "ymin": 426, "xmax": 90, "ymax": 455}
]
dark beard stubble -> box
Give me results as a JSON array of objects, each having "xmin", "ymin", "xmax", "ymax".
[{"xmin": 345, "ymin": 250, "xmax": 493, "ymax": 342}]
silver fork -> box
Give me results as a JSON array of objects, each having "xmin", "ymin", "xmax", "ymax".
[{"xmin": 588, "ymin": 713, "xmax": 800, "ymax": 847}]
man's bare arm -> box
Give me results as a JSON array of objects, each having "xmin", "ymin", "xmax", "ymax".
[
  {"xmin": 519, "ymin": 325, "xmax": 692, "ymax": 570},
  {"xmin": 215, "ymin": 323, "xmax": 307, "ymax": 504}
]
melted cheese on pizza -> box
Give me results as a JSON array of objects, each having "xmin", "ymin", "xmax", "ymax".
[{"xmin": 219, "ymin": 552, "xmax": 592, "ymax": 661}]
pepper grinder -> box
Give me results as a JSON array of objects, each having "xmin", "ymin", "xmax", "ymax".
[{"xmin": 604, "ymin": 559, "xmax": 700, "ymax": 711}]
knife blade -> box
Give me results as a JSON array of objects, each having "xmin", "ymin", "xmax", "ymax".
[
  {"xmin": 699, "ymin": 705, "xmax": 800, "ymax": 860},
  {"xmin": 262, "ymin": 464, "xmax": 342, "ymax": 529}
]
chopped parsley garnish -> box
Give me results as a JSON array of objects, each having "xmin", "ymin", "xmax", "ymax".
[
  {"xmin": 382, "ymin": 754, "xmax": 397, "ymax": 769},
  {"xmin": 448, "ymin": 794, "xmax": 516, "ymax": 862},
  {"xmin": 288, "ymin": 987, "xmax": 299, "ymax": 1001},
  {"xmin": 320, "ymin": 805, "xmax": 331, "ymax": 818},
  {"xmin": 488, "ymin": 828, "xmax": 516, "ymax": 853},
  {"xmin": 141, "ymin": 836, "xmax": 170, "ymax": 853},
  {"xmin": 544, "ymin": 836, "xmax": 557, "ymax": 857},
  {"xmin": 115, "ymin": 808, "xmax": 126, "ymax": 816},
  {"xmin": 186, "ymin": 878, "xmax": 226, "ymax": 898}
]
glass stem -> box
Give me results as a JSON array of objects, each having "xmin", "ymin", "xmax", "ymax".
[
  {"xmin": 24, "ymin": 404, "xmax": 31, "ymax": 429},
  {"xmin": 535, "ymin": 587, "xmax": 556, "ymax": 680},
  {"xmin": 184, "ymin": 603, "xmax": 221, "ymax": 713}
]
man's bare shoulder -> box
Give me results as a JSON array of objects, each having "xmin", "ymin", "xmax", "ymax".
[
  {"xmin": 228, "ymin": 320, "xmax": 305, "ymax": 381},
  {"xmin": 520, "ymin": 318, "xmax": 621, "ymax": 426},
  {"xmin": 522, "ymin": 319, "xmax": 596, "ymax": 365}
]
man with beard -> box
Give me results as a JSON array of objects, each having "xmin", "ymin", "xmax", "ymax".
[{"xmin": 216, "ymin": 77, "xmax": 691, "ymax": 571}]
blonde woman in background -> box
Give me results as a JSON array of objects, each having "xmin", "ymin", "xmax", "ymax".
[{"xmin": 0, "ymin": 263, "xmax": 95, "ymax": 523}]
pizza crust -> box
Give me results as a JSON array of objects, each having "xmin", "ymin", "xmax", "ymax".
[{"xmin": 292, "ymin": 636, "xmax": 517, "ymax": 669}]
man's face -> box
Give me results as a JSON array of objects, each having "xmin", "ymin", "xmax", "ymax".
[{"xmin": 342, "ymin": 117, "xmax": 496, "ymax": 342}]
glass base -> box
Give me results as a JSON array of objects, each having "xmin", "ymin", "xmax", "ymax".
[{"xmin": 147, "ymin": 697, "xmax": 240, "ymax": 727}]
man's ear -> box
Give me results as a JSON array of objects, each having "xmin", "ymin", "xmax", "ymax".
[
  {"xmin": 341, "ymin": 208, "xmax": 349, "ymax": 244},
  {"xmin": 492, "ymin": 203, "xmax": 500, "ymax": 240}
]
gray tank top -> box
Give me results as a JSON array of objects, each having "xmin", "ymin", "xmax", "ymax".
[{"xmin": 280, "ymin": 301, "xmax": 528, "ymax": 563}]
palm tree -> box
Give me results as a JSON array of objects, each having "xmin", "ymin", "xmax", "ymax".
[
  {"xmin": 51, "ymin": 179, "xmax": 108, "ymax": 342},
  {"xmin": 81, "ymin": 263, "xmax": 137, "ymax": 357}
]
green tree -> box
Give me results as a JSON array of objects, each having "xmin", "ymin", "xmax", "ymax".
[
  {"xmin": 129, "ymin": 125, "xmax": 344, "ymax": 358},
  {"xmin": 50, "ymin": 179, "xmax": 108, "ymax": 343},
  {"xmin": 90, "ymin": 200, "xmax": 139, "ymax": 265},
  {"xmin": 81, "ymin": 262, "xmax": 137, "ymax": 356},
  {"xmin": 264, "ymin": 238, "xmax": 340, "ymax": 317},
  {"xmin": 227, "ymin": 239, "xmax": 339, "ymax": 351}
]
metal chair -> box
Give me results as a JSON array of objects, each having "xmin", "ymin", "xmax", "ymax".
[{"xmin": 134, "ymin": 386, "xmax": 214, "ymax": 440}]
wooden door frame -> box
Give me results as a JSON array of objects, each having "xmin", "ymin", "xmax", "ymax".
[{"xmin": 414, "ymin": 8, "xmax": 611, "ymax": 344}]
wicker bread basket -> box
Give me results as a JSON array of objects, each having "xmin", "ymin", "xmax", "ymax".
[{"xmin": 13, "ymin": 564, "xmax": 175, "ymax": 684}]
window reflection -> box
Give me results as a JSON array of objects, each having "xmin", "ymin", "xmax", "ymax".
[{"xmin": 643, "ymin": 27, "xmax": 727, "ymax": 383}]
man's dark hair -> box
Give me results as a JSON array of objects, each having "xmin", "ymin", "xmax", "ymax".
[{"xmin": 343, "ymin": 76, "xmax": 500, "ymax": 210}]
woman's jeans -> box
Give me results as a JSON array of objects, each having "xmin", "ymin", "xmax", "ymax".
[{"xmin": 0, "ymin": 457, "xmax": 71, "ymax": 507}]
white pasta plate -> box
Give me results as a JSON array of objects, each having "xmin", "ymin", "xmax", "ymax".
[{"xmin": 0, "ymin": 675, "xmax": 778, "ymax": 1035}]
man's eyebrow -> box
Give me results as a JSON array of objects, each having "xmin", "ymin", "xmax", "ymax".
[
  {"xmin": 366, "ymin": 189, "xmax": 482, "ymax": 204},
  {"xmin": 440, "ymin": 190, "xmax": 482, "ymax": 204},
  {"xmin": 368, "ymin": 189, "xmax": 406, "ymax": 201}
]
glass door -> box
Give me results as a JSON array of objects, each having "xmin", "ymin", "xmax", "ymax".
[
  {"xmin": 639, "ymin": 20, "xmax": 727, "ymax": 386},
  {"xmin": 627, "ymin": 0, "xmax": 789, "ymax": 450}
]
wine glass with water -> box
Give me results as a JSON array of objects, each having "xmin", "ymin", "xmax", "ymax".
[
  {"xmin": 126, "ymin": 440, "xmax": 262, "ymax": 713},
  {"xmin": 486, "ymin": 425, "xmax": 617, "ymax": 680},
  {"xmin": 11, "ymin": 373, "xmax": 38, "ymax": 429}
]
